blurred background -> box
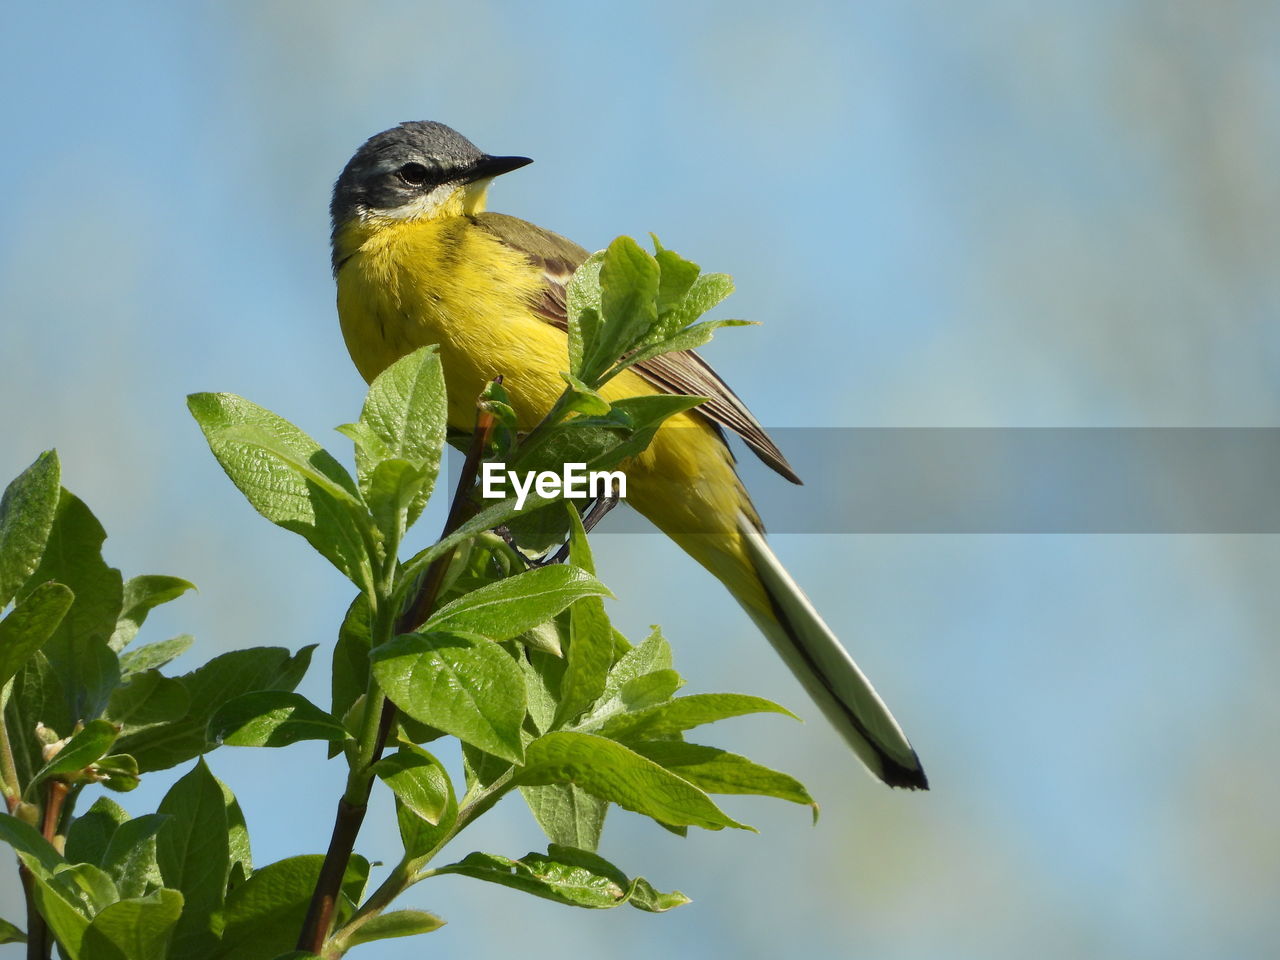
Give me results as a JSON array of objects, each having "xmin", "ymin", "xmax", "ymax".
[{"xmin": 2, "ymin": 1, "xmax": 1278, "ymax": 957}]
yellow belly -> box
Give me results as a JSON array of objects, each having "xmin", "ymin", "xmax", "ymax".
[{"xmin": 334, "ymin": 215, "xmax": 767, "ymax": 612}]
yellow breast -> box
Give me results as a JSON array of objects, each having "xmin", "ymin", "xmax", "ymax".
[
  {"xmin": 333, "ymin": 213, "xmax": 759, "ymax": 592},
  {"xmin": 335, "ymin": 216, "xmax": 571, "ymax": 427}
]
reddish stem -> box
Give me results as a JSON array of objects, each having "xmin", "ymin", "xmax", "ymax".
[{"xmin": 295, "ymin": 397, "xmax": 498, "ymax": 954}]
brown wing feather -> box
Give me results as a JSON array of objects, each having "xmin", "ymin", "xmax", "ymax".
[
  {"xmin": 625, "ymin": 348, "xmax": 801, "ymax": 484},
  {"xmin": 470, "ymin": 212, "xmax": 802, "ymax": 484}
]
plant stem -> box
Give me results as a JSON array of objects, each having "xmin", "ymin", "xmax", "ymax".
[
  {"xmin": 320, "ymin": 860, "xmax": 412, "ymax": 959},
  {"xmin": 397, "ymin": 407, "xmax": 497, "ymax": 633},
  {"xmin": 505, "ymin": 387, "xmax": 574, "ymax": 469},
  {"xmin": 296, "ymin": 393, "xmax": 500, "ymax": 954},
  {"xmin": 296, "ymin": 796, "xmax": 367, "ymax": 953},
  {"xmin": 2, "ymin": 715, "xmax": 47, "ymax": 959},
  {"xmin": 40, "ymin": 781, "xmax": 67, "ymax": 850},
  {"xmin": 16, "ymin": 781, "xmax": 68, "ymax": 960},
  {"xmin": 326, "ymin": 770, "xmax": 518, "ymax": 955},
  {"xmin": 20, "ymin": 863, "xmax": 49, "ymax": 960},
  {"xmin": 0, "ymin": 708, "xmax": 22, "ymax": 814}
]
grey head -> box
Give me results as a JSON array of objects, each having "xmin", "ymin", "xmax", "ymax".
[{"xmin": 330, "ymin": 121, "xmax": 531, "ymax": 267}]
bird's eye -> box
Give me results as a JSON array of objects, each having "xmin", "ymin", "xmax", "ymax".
[{"xmin": 397, "ymin": 162, "xmax": 432, "ymax": 186}]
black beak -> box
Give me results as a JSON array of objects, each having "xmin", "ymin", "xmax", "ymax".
[{"xmin": 465, "ymin": 155, "xmax": 533, "ymax": 183}]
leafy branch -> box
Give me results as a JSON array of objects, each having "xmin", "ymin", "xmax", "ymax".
[{"xmin": 0, "ymin": 237, "xmax": 815, "ymax": 960}]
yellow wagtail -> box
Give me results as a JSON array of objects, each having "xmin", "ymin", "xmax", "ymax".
[{"xmin": 330, "ymin": 121, "xmax": 926, "ymax": 788}]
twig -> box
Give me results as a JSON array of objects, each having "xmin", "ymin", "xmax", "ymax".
[
  {"xmin": 295, "ymin": 390, "xmax": 500, "ymax": 955},
  {"xmin": 13, "ymin": 782, "xmax": 68, "ymax": 960},
  {"xmin": 20, "ymin": 864, "xmax": 48, "ymax": 960},
  {"xmin": 0, "ymin": 713, "xmax": 21, "ymax": 815},
  {"xmin": 40, "ymin": 782, "xmax": 67, "ymax": 848},
  {"xmin": 325, "ymin": 768, "xmax": 518, "ymax": 955}
]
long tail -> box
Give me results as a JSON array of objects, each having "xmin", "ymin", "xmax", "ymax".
[
  {"xmin": 733, "ymin": 512, "xmax": 928, "ymax": 789},
  {"xmin": 623, "ymin": 412, "xmax": 927, "ymax": 788}
]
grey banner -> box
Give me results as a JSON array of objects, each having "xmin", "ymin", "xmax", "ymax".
[{"xmin": 448, "ymin": 429, "xmax": 1280, "ymax": 533}]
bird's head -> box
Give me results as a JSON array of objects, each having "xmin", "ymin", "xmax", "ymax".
[{"xmin": 331, "ymin": 121, "xmax": 531, "ymax": 239}]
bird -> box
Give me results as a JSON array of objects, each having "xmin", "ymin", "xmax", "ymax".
[{"xmin": 330, "ymin": 121, "xmax": 927, "ymax": 789}]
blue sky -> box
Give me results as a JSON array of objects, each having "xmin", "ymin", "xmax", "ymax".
[{"xmin": 2, "ymin": 3, "xmax": 1278, "ymax": 958}]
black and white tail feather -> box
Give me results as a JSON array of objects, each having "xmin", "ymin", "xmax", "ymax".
[{"xmin": 737, "ymin": 512, "xmax": 928, "ymax": 790}]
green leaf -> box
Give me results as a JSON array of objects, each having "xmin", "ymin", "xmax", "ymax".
[
  {"xmin": 0, "ymin": 811, "xmax": 64, "ymax": 872},
  {"xmin": 106, "ymin": 669, "xmax": 189, "ymax": 737},
  {"xmin": 108, "ymin": 575, "xmax": 196, "ymax": 652},
  {"xmin": 209, "ymin": 691, "xmax": 347, "ymax": 747},
  {"xmin": 424, "ymin": 564, "xmax": 611, "ymax": 642},
  {"xmin": 81, "ymin": 888, "xmax": 183, "ymax": 960},
  {"xmin": 565, "ymin": 394, "xmax": 708, "ymax": 478},
  {"xmin": 627, "ymin": 876, "xmax": 693, "ymax": 912},
  {"xmin": 117, "ymin": 645, "xmax": 314, "ymax": 773},
  {"xmin": 435, "ymin": 849, "xmax": 622, "ymax": 908},
  {"xmin": 330, "ymin": 593, "xmax": 370, "ymax": 738},
  {"xmin": 339, "ymin": 855, "xmax": 370, "ymax": 925},
  {"xmin": 519, "ymin": 783, "xmax": 608, "ymax": 852},
  {"xmin": 119, "ymin": 634, "xmax": 194, "ymax": 676},
  {"xmin": 592, "ymin": 669, "xmax": 684, "ymax": 723},
  {"xmin": 65, "ymin": 797, "xmax": 129, "ymax": 867},
  {"xmin": 27, "ymin": 719, "xmax": 119, "ymax": 794},
  {"xmin": 0, "ymin": 810, "xmax": 62, "ymax": 871},
  {"xmin": 216, "ymin": 855, "xmax": 367, "ymax": 960},
  {"xmin": 516, "ymin": 620, "xmax": 563, "ymax": 659},
  {"xmin": 461, "ymin": 741, "xmax": 512, "ymax": 795},
  {"xmin": 565, "ymin": 253, "xmax": 604, "ymax": 378},
  {"xmin": 156, "ymin": 759, "xmax": 229, "ymax": 957},
  {"xmin": 601, "ymin": 626, "xmax": 672, "ymax": 702},
  {"xmin": 588, "ymin": 236, "xmax": 661, "ymax": 382},
  {"xmin": 0, "ymin": 822, "xmax": 107, "ymax": 949},
  {"xmin": 344, "ymin": 909, "xmax": 445, "ymax": 946},
  {"xmin": 395, "ymin": 795, "xmax": 451, "ymax": 864},
  {"xmin": 434, "ymin": 531, "xmax": 528, "ymax": 601},
  {"xmin": 373, "ymin": 631, "xmax": 526, "ymax": 763},
  {"xmin": 0, "ymin": 916, "xmax": 25, "ymax": 944},
  {"xmin": 0, "ymin": 450, "xmax": 61, "ymax": 609},
  {"xmin": 477, "ymin": 376, "xmax": 519, "ymax": 460},
  {"xmin": 395, "ymin": 712, "xmax": 446, "ymax": 746},
  {"xmin": 497, "ymin": 501, "xmax": 575, "ymax": 556},
  {"xmin": 632, "ymin": 741, "xmax": 816, "ymax": 809},
  {"xmin": 559, "ymin": 372, "xmax": 611, "ymax": 416},
  {"xmin": 364, "ymin": 458, "xmax": 429, "ymax": 545},
  {"xmin": 652, "ymin": 240, "xmax": 702, "ymax": 319},
  {"xmin": 375, "ymin": 745, "xmax": 457, "ymax": 860},
  {"xmin": 350, "ymin": 344, "xmax": 447, "ymax": 530},
  {"xmin": 187, "ymin": 393, "xmax": 373, "ymax": 589},
  {"xmin": 58, "ymin": 638, "xmax": 121, "ymax": 730},
  {"xmin": 623, "ymin": 317, "xmax": 755, "ymax": 371},
  {"xmin": 212, "ymin": 425, "xmax": 363, "ymax": 509},
  {"xmin": 0, "ymin": 581, "xmax": 73, "ymax": 688},
  {"xmin": 373, "ymin": 745, "xmax": 452, "ymax": 825},
  {"xmin": 553, "ymin": 507, "xmax": 614, "ymax": 727},
  {"xmin": 436, "ymin": 845, "xmax": 687, "ymax": 912},
  {"xmin": 3, "ymin": 652, "xmax": 72, "ymax": 787},
  {"xmin": 592, "ymin": 693, "xmax": 797, "ymax": 743},
  {"xmin": 19, "ymin": 490, "xmax": 123, "ymax": 722},
  {"xmin": 520, "ymin": 646, "xmax": 565, "ymax": 734},
  {"xmin": 220, "ymin": 776, "xmax": 253, "ymax": 888},
  {"xmin": 517, "ymin": 732, "xmax": 751, "ymax": 831},
  {"xmin": 656, "ymin": 271, "xmax": 735, "ymax": 337},
  {"xmin": 95, "ymin": 753, "xmax": 141, "ymax": 793},
  {"xmin": 101, "ymin": 814, "xmax": 167, "ymax": 899},
  {"xmin": 26, "ymin": 862, "xmax": 118, "ymax": 959},
  {"xmin": 395, "ymin": 491, "xmax": 558, "ymax": 595},
  {"xmin": 8, "ymin": 836, "xmax": 118, "ymax": 959}
]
